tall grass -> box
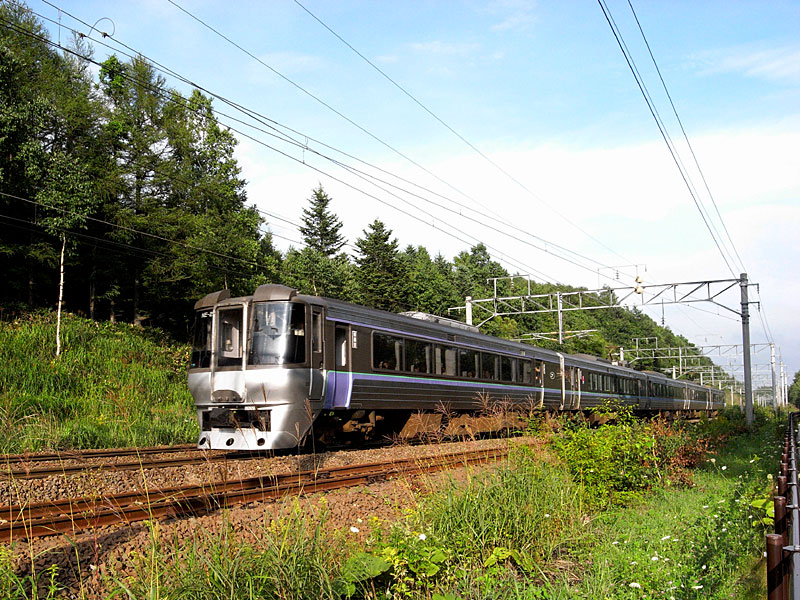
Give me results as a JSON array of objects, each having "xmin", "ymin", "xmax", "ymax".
[{"xmin": 0, "ymin": 311, "xmax": 197, "ymax": 452}]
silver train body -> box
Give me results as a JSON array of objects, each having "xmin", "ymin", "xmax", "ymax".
[{"xmin": 188, "ymin": 284, "xmax": 726, "ymax": 451}]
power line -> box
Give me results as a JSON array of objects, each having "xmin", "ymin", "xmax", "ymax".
[
  {"xmin": 11, "ymin": 10, "xmax": 562, "ymax": 282},
  {"xmin": 291, "ymin": 0, "xmax": 636, "ymax": 266},
  {"xmin": 596, "ymin": 0, "xmax": 738, "ymax": 278},
  {"xmin": 626, "ymin": 0, "xmax": 747, "ymax": 274}
]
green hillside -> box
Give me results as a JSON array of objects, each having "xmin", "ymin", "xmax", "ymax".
[{"xmin": 0, "ymin": 312, "xmax": 197, "ymax": 453}]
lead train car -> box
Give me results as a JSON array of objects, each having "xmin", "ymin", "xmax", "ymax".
[{"xmin": 188, "ymin": 284, "xmax": 725, "ymax": 450}]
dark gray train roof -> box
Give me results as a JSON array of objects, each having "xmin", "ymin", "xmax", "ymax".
[{"xmin": 199, "ymin": 285, "xmax": 715, "ymax": 392}]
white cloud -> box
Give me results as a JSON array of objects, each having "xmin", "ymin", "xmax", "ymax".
[
  {"xmin": 486, "ymin": 0, "xmax": 538, "ymax": 32},
  {"xmin": 408, "ymin": 40, "xmax": 479, "ymax": 56},
  {"xmin": 692, "ymin": 44, "xmax": 800, "ymax": 85}
]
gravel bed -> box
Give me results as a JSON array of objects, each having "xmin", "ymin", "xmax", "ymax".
[
  {"xmin": 0, "ymin": 437, "xmax": 532, "ymax": 507},
  {"xmin": 3, "ymin": 436, "xmax": 541, "ymax": 598}
]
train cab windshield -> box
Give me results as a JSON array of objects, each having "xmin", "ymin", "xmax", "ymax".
[{"xmin": 248, "ymin": 302, "xmax": 306, "ymax": 366}]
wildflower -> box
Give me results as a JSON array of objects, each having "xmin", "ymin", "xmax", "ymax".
[
  {"xmin": 709, "ymin": 458, "xmax": 716, "ymax": 464},
  {"xmin": 418, "ymin": 533, "xmax": 427, "ymax": 541},
  {"xmin": 612, "ymin": 541, "xmax": 619, "ymax": 545},
  {"xmin": 702, "ymin": 565, "xmax": 707, "ymax": 570},
  {"xmin": 692, "ymin": 585, "xmax": 703, "ymax": 590},
  {"xmin": 350, "ymin": 526, "xmax": 360, "ymax": 534},
  {"xmin": 661, "ymin": 535, "xmax": 671, "ymax": 541},
  {"xmin": 721, "ymin": 466, "xmax": 727, "ymax": 471},
  {"xmin": 89, "ymin": 564, "xmax": 97, "ymax": 571},
  {"xmin": 544, "ymin": 513, "xmax": 551, "ymax": 518},
  {"xmin": 721, "ymin": 528, "xmax": 727, "ymax": 532},
  {"xmin": 750, "ymin": 459, "xmax": 756, "ymax": 463},
  {"xmin": 629, "ymin": 582, "xmax": 641, "ymax": 589},
  {"xmin": 703, "ymin": 505, "xmax": 709, "ymax": 508},
  {"xmin": 631, "ymin": 561, "xmax": 638, "ymax": 566},
  {"xmin": 651, "ymin": 556, "xmax": 659, "ymax": 562}
]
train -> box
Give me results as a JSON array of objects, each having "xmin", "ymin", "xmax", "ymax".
[{"xmin": 188, "ymin": 283, "xmax": 725, "ymax": 450}]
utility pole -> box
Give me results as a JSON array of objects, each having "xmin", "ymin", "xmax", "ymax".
[
  {"xmin": 770, "ymin": 342, "xmax": 778, "ymax": 413},
  {"xmin": 740, "ymin": 273, "xmax": 753, "ymax": 426}
]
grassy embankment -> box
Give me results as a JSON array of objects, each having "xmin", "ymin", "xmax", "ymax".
[
  {"xmin": 100, "ymin": 409, "xmax": 777, "ymax": 599},
  {"xmin": 1, "ymin": 407, "xmax": 776, "ymax": 599},
  {"xmin": 0, "ymin": 312, "xmax": 197, "ymax": 452}
]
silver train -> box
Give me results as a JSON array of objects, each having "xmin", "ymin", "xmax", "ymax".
[{"xmin": 188, "ymin": 284, "xmax": 725, "ymax": 450}]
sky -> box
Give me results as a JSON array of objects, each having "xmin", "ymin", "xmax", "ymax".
[{"xmin": 34, "ymin": 0, "xmax": 800, "ymax": 388}]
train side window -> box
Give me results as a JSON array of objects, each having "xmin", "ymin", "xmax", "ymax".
[
  {"xmin": 406, "ymin": 339, "xmax": 431, "ymax": 374},
  {"xmin": 444, "ymin": 348, "xmax": 457, "ymax": 376},
  {"xmin": 217, "ymin": 307, "xmax": 243, "ymax": 367},
  {"xmin": 311, "ymin": 310, "xmax": 322, "ymax": 353},
  {"xmin": 373, "ymin": 333, "xmax": 403, "ymax": 371},
  {"xmin": 481, "ymin": 353, "xmax": 498, "ymax": 380},
  {"xmin": 500, "ymin": 356, "xmax": 513, "ymax": 382},
  {"xmin": 523, "ymin": 360, "xmax": 533, "ymax": 384},
  {"xmin": 459, "ymin": 349, "xmax": 478, "ymax": 378}
]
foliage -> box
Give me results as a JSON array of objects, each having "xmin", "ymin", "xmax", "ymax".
[
  {"xmin": 0, "ymin": 311, "xmax": 196, "ymax": 452},
  {"xmin": 789, "ymin": 370, "xmax": 800, "ymax": 407},
  {"xmin": 300, "ymin": 184, "xmax": 346, "ymax": 256}
]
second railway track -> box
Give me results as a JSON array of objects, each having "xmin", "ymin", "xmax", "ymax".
[{"xmin": 0, "ymin": 444, "xmax": 518, "ymax": 542}]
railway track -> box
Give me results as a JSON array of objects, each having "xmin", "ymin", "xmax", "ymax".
[
  {"xmin": 1, "ymin": 444, "xmax": 196, "ymax": 464},
  {"xmin": 0, "ymin": 445, "xmax": 514, "ymax": 542},
  {"xmin": 0, "ymin": 448, "xmax": 259, "ymax": 480}
]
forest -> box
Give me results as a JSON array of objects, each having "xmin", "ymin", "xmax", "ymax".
[{"xmin": 0, "ymin": 2, "xmax": 715, "ymax": 377}]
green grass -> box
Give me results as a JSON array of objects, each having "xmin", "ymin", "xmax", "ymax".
[
  {"xmin": 0, "ymin": 311, "xmax": 197, "ymax": 452},
  {"xmin": 560, "ymin": 413, "xmax": 779, "ymax": 599}
]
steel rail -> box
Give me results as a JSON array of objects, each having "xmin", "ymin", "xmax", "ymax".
[
  {"xmin": 1, "ymin": 444, "xmax": 196, "ymax": 464},
  {"xmin": 0, "ymin": 451, "xmax": 258, "ymax": 480},
  {"xmin": 0, "ymin": 445, "xmax": 517, "ymax": 542}
]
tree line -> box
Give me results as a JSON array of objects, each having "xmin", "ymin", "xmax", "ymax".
[{"xmin": 0, "ymin": 3, "xmax": 718, "ymax": 378}]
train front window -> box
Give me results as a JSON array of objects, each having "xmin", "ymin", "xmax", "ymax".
[
  {"xmin": 191, "ymin": 310, "xmax": 213, "ymax": 368},
  {"xmin": 248, "ymin": 302, "xmax": 306, "ymax": 366},
  {"xmin": 217, "ymin": 307, "xmax": 244, "ymax": 367}
]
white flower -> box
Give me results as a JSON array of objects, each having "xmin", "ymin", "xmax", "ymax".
[
  {"xmin": 692, "ymin": 585, "xmax": 703, "ymax": 590},
  {"xmin": 612, "ymin": 541, "xmax": 619, "ymax": 545},
  {"xmin": 651, "ymin": 556, "xmax": 659, "ymax": 561},
  {"xmin": 629, "ymin": 582, "xmax": 641, "ymax": 589},
  {"xmin": 750, "ymin": 459, "xmax": 756, "ymax": 463},
  {"xmin": 544, "ymin": 513, "xmax": 551, "ymax": 518},
  {"xmin": 418, "ymin": 533, "xmax": 427, "ymax": 541},
  {"xmin": 350, "ymin": 526, "xmax": 360, "ymax": 533},
  {"xmin": 661, "ymin": 535, "xmax": 671, "ymax": 541},
  {"xmin": 721, "ymin": 528, "xmax": 727, "ymax": 532},
  {"xmin": 631, "ymin": 561, "xmax": 638, "ymax": 566},
  {"xmin": 721, "ymin": 466, "xmax": 727, "ymax": 471},
  {"xmin": 709, "ymin": 458, "xmax": 716, "ymax": 463},
  {"xmin": 702, "ymin": 565, "xmax": 707, "ymax": 570},
  {"xmin": 703, "ymin": 505, "xmax": 709, "ymax": 509}
]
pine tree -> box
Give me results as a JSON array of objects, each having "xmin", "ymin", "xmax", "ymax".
[
  {"xmin": 354, "ymin": 219, "xmax": 408, "ymax": 312},
  {"xmin": 299, "ymin": 185, "xmax": 345, "ymax": 256}
]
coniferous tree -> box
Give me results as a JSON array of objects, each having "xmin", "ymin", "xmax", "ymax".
[
  {"xmin": 299, "ymin": 185, "xmax": 345, "ymax": 256},
  {"xmin": 354, "ymin": 219, "xmax": 408, "ymax": 312}
]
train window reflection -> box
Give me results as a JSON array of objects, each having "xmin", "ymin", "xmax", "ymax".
[
  {"xmin": 248, "ymin": 302, "xmax": 306, "ymax": 366},
  {"xmin": 405, "ymin": 339, "xmax": 431, "ymax": 374},
  {"xmin": 459, "ymin": 349, "xmax": 478, "ymax": 378},
  {"xmin": 217, "ymin": 307, "xmax": 243, "ymax": 367},
  {"xmin": 373, "ymin": 333, "xmax": 402, "ymax": 370},
  {"xmin": 191, "ymin": 310, "xmax": 213, "ymax": 368}
]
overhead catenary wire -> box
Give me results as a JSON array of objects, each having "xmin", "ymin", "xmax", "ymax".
[
  {"xmin": 626, "ymin": 0, "xmax": 747, "ymax": 275},
  {"xmin": 8, "ymin": 10, "xmax": 563, "ymax": 282},
  {"xmin": 11, "ymin": 5, "xmax": 765, "ymax": 352},
  {"xmin": 33, "ymin": 2, "xmax": 617, "ymax": 282},
  {"xmin": 291, "ymin": 0, "xmax": 637, "ymax": 267},
  {"xmin": 596, "ymin": 0, "xmax": 738, "ymax": 279}
]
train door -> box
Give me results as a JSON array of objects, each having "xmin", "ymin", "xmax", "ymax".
[
  {"xmin": 328, "ymin": 323, "xmax": 352, "ymax": 408},
  {"xmin": 211, "ymin": 304, "xmax": 247, "ymax": 403},
  {"xmin": 308, "ymin": 307, "xmax": 324, "ymax": 399},
  {"xmin": 573, "ymin": 368, "xmax": 582, "ymax": 409}
]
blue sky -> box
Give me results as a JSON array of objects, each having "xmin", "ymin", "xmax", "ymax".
[{"xmin": 36, "ymin": 0, "xmax": 800, "ymax": 386}]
